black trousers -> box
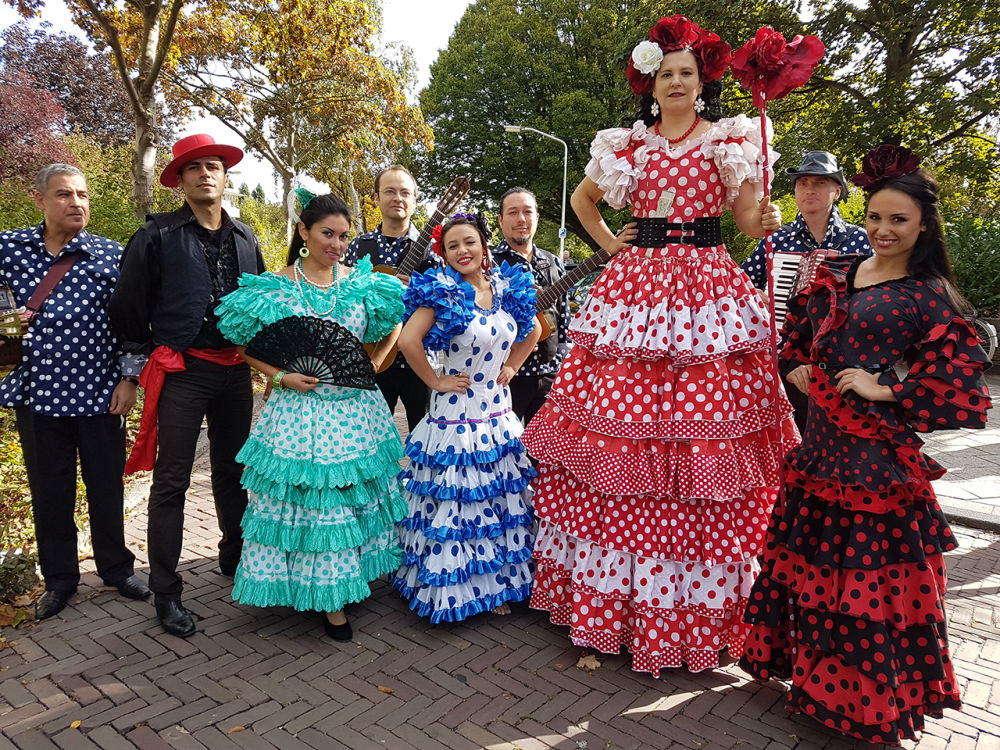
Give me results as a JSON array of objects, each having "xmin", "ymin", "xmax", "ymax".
[
  {"xmin": 147, "ymin": 357, "xmax": 252, "ymax": 600},
  {"xmin": 15, "ymin": 407, "xmax": 134, "ymax": 593},
  {"xmin": 509, "ymin": 374, "xmax": 556, "ymax": 425},
  {"xmin": 376, "ymin": 364, "xmax": 429, "ymax": 432},
  {"xmin": 778, "ymin": 358, "xmax": 809, "ymax": 434}
]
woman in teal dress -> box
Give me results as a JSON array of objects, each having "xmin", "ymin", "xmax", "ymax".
[{"xmin": 215, "ymin": 192, "xmax": 407, "ymax": 640}]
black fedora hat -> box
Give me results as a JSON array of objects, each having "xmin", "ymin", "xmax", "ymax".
[{"xmin": 786, "ymin": 151, "xmax": 850, "ymax": 201}]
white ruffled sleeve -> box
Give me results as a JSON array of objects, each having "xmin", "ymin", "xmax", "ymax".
[
  {"xmin": 583, "ymin": 120, "xmax": 651, "ymax": 210},
  {"xmin": 703, "ymin": 115, "xmax": 779, "ymax": 208}
]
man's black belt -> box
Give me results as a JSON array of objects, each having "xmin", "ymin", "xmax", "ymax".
[{"xmin": 633, "ymin": 216, "xmax": 722, "ymax": 248}]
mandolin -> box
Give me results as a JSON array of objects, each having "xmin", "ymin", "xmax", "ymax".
[
  {"xmin": 367, "ymin": 174, "xmax": 471, "ymax": 372},
  {"xmin": 532, "ymin": 247, "xmax": 611, "ymax": 341}
]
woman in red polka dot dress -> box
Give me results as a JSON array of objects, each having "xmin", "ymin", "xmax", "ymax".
[
  {"xmin": 521, "ymin": 15, "xmax": 798, "ymax": 674},
  {"xmin": 739, "ymin": 145, "xmax": 992, "ymax": 744}
]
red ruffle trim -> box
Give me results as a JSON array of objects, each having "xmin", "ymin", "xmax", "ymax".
[
  {"xmin": 782, "ymin": 461, "xmax": 939, "ymax": 514},
  {"xmin": 532, "ymin": 466, "xmax": 776, "ymax": 562},
  {"xmin": 531, "ymin": 561, "xmax": 750, "ymax": 674},
  {"xmin": 769, "ymin": 548, "xmax": 948, "ymax": 629},
  {"xmin": 524, "ymin": 414, "xmax": 792, "ymax": 500}
]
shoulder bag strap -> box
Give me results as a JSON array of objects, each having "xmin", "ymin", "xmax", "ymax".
[{"xmin": 25, "ymin": 252, "xmax": 80, "ymax": 320}]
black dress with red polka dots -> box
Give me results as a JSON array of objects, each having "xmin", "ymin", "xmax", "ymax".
[{"xmin": 740, "ymin": 259, "xmax": 992, "ymax": 744}]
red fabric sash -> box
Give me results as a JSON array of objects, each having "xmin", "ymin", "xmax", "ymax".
[{"xmin": 124, "ymin": 345, "xmax": 243, "ymax": 475}]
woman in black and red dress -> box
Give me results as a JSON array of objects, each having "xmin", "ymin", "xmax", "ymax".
[{"xmin": 740, "ymin": 145, "xmax": 992, "ymax": 744}]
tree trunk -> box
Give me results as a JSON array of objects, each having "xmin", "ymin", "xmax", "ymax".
[
  {"xmin": 132, "ymin": 106, "xmax": 158, "ymax": 217},
  {"xmin": 281, "ymin": 169, "xmax": 294, "ymax": 243},
  {"xmin": 344, "ymin": 170, "xmax": 363, "ymax": 235}
]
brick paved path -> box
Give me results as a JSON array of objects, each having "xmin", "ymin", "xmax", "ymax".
[{"xmin": 3, "ymin": 423, "xmax": 1000, "ymax": 749}]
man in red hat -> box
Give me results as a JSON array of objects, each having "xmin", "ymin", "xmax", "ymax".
[{"xmin": 110, "ymin": 134, "xmax": 265, "ymax": 637}]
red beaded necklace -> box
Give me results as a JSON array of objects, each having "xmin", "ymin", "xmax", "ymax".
[{"xmin": 655, "ymin": 115, "xmax": 701, "ymax": 145}]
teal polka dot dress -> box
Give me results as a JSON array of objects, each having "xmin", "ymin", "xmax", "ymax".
[{"xmin": 215, "ymin": 258, "xmax": 407, "ymax": 613}]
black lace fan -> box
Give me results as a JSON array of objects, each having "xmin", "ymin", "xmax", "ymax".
[{"xmin": 245, "ymin": 316, "xmax": 377, "ymax": 390}]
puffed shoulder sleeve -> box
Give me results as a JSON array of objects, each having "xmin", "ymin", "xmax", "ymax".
[
  {"xmin": 403, "ymin": 267, "xmax": 476, "ymax": 350},
  {"xmin": 877, "ymin": 288, "xmax": 992, "ymax": 431},
  {"xmin": 497, "ymin": 262, "xmax": 537, "ymax": 343},
  {"xmin": 215, "ymin": 273, "xmax": 289, "ymax": 346},
  {"xmin": 359, "ymin": 258, "xmax": 406, "ymax": 343},
  {"xmin": 583, "ymin": 120, "xmax": 651, "ymax": 210},
  {"xmin": 703, "ymin": 114, "xmax": 777, "ymax": 208}
]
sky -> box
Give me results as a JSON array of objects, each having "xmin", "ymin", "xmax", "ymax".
[{"xmin": 0, "ymin": 0, "xmax": 474, "ymax": 198}]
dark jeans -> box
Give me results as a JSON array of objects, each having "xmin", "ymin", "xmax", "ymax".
[
  {"xmin": 147, "ymin": 356, "xmax": 252, "ymax": 600},
  {"xmin": 15, "ymin": 408, "xmax": 134, "ymax": 592},
  {"xmin": 509, "ymin": 374, "xmax": 556, "ymax": 425},
  {"xmin": 779, "ymin": 358, "xmax": 809, "ymax": 434},
  {"xmin": 376, "ymin": 364, "xmax": 429, "ymax": 432}
]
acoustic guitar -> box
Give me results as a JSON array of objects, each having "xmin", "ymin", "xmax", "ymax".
[
  {"xmin": 532, "ymin": 247, "xmax": 611, "ymax": 341},
  {"xmin": 366, "ymin": 174, "xmax": 472, "ymax": 372}
]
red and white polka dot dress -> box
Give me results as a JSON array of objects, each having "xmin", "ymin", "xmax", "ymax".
[{"xmin": 523, "ymin": 116, "xmax": 799, "ymax": 674}]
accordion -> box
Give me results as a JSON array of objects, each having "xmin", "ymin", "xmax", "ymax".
[{"xmin": 770, "ymin": 248, "xmax": 840, "ymax": 329}]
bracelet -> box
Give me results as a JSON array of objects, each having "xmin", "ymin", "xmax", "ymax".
[
  {"xmin": 271, "ymin": 370, "xmax": 287, "ymax": 390},
  {"xmin": 122, "ymin": 375, "xmax": 140, "ymax": 385}
]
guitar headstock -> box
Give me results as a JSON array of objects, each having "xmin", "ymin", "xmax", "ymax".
[{"xmin": 437, "ymin": 174, "xmax": 472, "ymax": 216}]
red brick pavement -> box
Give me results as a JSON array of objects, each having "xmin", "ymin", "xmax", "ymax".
[{"xmin": 3, "ymin": 410, "xmax": 1000, "ymax": 749}]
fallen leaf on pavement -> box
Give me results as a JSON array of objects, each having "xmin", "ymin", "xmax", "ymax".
[
  {"xmin": 576, "ymin": 654, "xmax": 601, "ymax": 672},
  {"xmin": 227, "ymin": 726, "xmax": 245, "ymax": 733},
  {"xmin": 70, "ymin": 721, "xmax": 81, "ymax": 729},
  {"xmin": 377, "ymin": 686, "xmax": 394, "ymax": 694}
]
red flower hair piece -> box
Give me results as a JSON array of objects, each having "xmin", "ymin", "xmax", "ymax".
[
  {"xmin": 730, "ymin": 27, "xmax": 825, "ymax": 107},
  {"xmin": 851, "ymin": 144, "xmax": 921, "ymax": 191},
  {"xmin": 626, "ymin": 15, "xmax": 732, "ymax": 95},
  {"xmin": 429, "ymin": 223, "xmax": 444, "ymax": 255}
]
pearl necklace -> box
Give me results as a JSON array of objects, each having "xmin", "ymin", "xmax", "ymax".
[{"xmin": 294, "ymin": 257, "xmax": 339, "ymax": 316}]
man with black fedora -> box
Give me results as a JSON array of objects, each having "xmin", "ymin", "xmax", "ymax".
[
  {"xmin": 741, "ymin": 150, "xmax": 871, "ymax": 431},
  {"xmin": 111, "ymin": 134, "xmax": 265, "ymax": 637}
]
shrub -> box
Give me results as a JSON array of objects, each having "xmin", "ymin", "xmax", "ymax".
[
  {"xmin": 0, "ymin": 549, "xmax": 38, "ymax": 602},
  {"xmin": 947, "ymin": 218, "xmax": 1000, "ymax": 313}
]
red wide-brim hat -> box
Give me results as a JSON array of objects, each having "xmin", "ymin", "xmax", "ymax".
[{"xmin": 160, "ymin": 133, "xmax": 244, "ymax": 188}]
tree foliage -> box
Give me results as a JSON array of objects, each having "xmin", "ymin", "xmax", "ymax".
[
  {"xmin": 163, "ymin": 0, "xmax": 432, "ymax": 217},
  {"xmin": 4, "ymin": 0, "xmax": 196, "ymax": 215},
  {"xmin": 0, "ymin": 21, "xmax": 141, "ymax": 148},
  {"xmin": 0, "ymin": 70, "xmax": 75, "ymax": 182}
]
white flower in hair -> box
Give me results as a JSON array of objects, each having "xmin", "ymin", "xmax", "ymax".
[{"xmin": 632, "ymin": 41, "xmax": 664, "ymax": 75}]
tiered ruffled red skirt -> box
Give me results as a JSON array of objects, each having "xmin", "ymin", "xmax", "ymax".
[
  {"xmin": 523, "ymin": 243, "xmax": 798, "ymax": 673},
  {"xmin": 740, "ymin": 367, "xmax": 964, "ymax": 744}
]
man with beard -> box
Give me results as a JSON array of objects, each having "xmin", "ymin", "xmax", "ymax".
[
  {"xmin": 111, "ymin": 134, "xmax": 265, "ymax": 637},
  {"xmin": 491, "ymin": 188, "xmax": 570, "ymax": 424}
]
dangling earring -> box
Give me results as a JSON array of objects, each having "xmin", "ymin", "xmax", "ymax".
[
  {"xmin": 481, "ymin": 248, "xmax": 492, "ymax": 277},
  {"xmin": 650, "ymin": 99, "xmax": 660, "ymax": 117},
  {"xmin": 299, "ymin": 246, "xmax": 310, "ymax": 258},
  {"xmin": 694, "ymin": 96, "xmax": 705, "ymax": 114}
]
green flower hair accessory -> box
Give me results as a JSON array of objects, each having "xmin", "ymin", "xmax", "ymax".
[{"xmin": 285, "ymin": 184, "xmax": 318, "ymax": 223}]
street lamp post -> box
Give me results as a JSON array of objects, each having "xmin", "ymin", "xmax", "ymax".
[{"xmin": 502, "ymin": 124, "xmax": 568, "ymax": 260}]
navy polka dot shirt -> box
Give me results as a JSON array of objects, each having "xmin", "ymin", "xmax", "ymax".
[
  {"xmin": 741, "ymin": 206, "xmax": 872, "ymax": 290},
  {"xmin": 0, "ymin": 224, "xmax": 142, "ymax": 416}
]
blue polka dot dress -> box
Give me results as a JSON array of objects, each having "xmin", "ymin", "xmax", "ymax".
[
  {"xmin": 215, "ymin": 258, "xmax": 407, "ymax": 613},
  {"xmin": 390, "ymin": 263, "xmax": 538, "ymax": 622}
]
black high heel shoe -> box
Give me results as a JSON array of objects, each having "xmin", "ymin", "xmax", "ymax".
[{"xmin": 323, "ymin": 614, "xmax": 352, "ymax": 642}]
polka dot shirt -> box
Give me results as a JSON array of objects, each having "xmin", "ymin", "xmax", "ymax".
[
  {"xmin": 0, "ymin": 224, "xmax": 142, "ymax": 416},
  {"xmin": 741, "ymin": 206, "xmax": 871, "ymax": 290}
]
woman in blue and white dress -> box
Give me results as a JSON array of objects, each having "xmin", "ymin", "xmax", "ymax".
[{"xmin": 390, "ymin": 213, "xmax": 541, "ymax": 623}]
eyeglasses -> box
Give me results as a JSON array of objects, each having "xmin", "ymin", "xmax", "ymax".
[{"xmin": 379, "ymin": 189, "xmax": 413, "ymax": 200}]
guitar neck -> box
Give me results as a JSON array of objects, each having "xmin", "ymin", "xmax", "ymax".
[
  {"xmin": 397, "ymin": 208, "xmax": 448, "ymax": 276},
  {"xmin": 536, "ymin": 249, "xmax": 611, "ymax": 310}
]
